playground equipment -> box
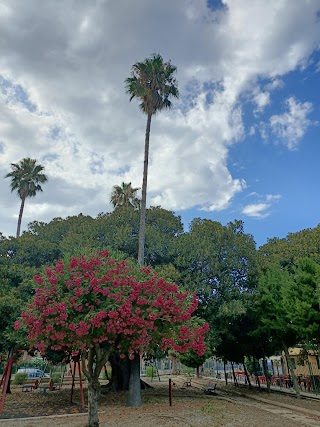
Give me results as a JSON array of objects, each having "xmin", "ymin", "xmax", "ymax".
[{"xmin": 0, "ymin": 348, "xmax": 85, "ymax": 413}]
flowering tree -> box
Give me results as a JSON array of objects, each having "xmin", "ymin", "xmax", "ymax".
[{"xmin": 16, "ymin": 251, "xmax": 208, "ymax": 427}]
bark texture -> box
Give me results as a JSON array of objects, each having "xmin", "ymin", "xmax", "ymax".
[
  {"xmin": 283, "ymin": 342, "xmax": 301, "ymax": 398},
  {"xmin": 16, "ymin": 197, "xmax": 25, "ymax": 238},
  {"xmin": 81, "ymin": 345, "xmax": 112, "ymax": 427},
  {"xmin": 127, "ymin": 354, "xmax": 141, "ymax": 407},
  {"xmin": 87, "ymin": 380, "xmax": 100, "ymax": 427},
  {"xmin": 138, "ymin": 113, "xmax": 152, "ymax": 266}
]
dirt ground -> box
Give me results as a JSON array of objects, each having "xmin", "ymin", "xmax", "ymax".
[{"xmin": 1, "ymin": 377, "xmax": 320, "ymax": 427}]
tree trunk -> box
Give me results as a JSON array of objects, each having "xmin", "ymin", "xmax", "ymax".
[
  {"xmin": 81, "ymin": 345, "xmax": 112, "ymax": 427},
  {"xmin": 262, "ymin": 355, "xmax": 271, "ymax": 393},
  {"xmin": 106, "ymin": 354, "xmax": 130, "ymax": 391},
  {"xmin": 196, "ymin": 366, "xmax": 200, "ymax": 378},
  {"xmin": 171, "ymin": 356, "xmax": 178, "ymax": 375},
  {"xmin": 87, "ymin": 378, "xmax": 101, "ymax": 427},
  {"xmin": 127, "ymin": 354, "xmax": 141, "ymax": 407},
  {"xmin": 138, "ymin": 113, "xmax": 152, "ymax": 266},
  {"xmin": 223, "ymin": 360, "xmax": 228, "ymax": 385},
  {"xmin": 231, "ymin": 362, "xmax": 238, "ymax": 387},
  {"xmin": 243, "ymin": 359, "xmax": 252, "ymax": 389},
  {"xmin": 254, "ymin": 359, "xmax": 261, "ymax": 389},
  {"xmin": 5, "ymin": 365, "xmax": 12, "ymax": 394},
  {"xmin": 16, "ymin": 197, "xmax": 25, "ymax": 238},
  {"xmin": 317, "ymin": 343, "xmax": 320, "ymax": 381},
  {"xmin": 283, "ymin": 342, "xmax": 301, "ymax": 398}
]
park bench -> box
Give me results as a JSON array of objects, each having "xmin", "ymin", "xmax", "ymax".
[
  {"xmin": 183, "ymin": 374, "xmax": 192, "ymax": 387},
  {"xmin": 203, "ymin": 381, "xmax": 217, "ymax": 395},
  {"xmin": 21, "ymin": 384, "xmax": 34, "ymax": 392},
  {"xmin": 39, "ymin": 384, "xmax": 61, "ymax": 394}
]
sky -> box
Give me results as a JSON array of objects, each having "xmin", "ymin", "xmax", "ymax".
[{"xmin": 0, "ymin": 0, "xmax": 319, "ymax": 248}]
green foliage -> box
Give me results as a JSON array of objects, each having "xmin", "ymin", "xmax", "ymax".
[
  {"xmin": 251, "ymin": 265, "xmax": 298, "ymax": 356},
  {"xmin": 110, "ymin": 182, "xmax": 140, "ymax": 210},
  {"xmin": 145, "ymin": 366, "xmax": 156, "ymax": 377},
  {"xmin": 173, "ymin": 219, "xmax": 258, "ymax": 363},
  {"xmin": 51, "ymin": 374, "xmax": 61, "ymax": 384},
  {"xmin": 0, "ymin": 283, "xmax": 24, "ymax": 352},
  {"xmin": 5, "ymin": 158, "xmax": 48, "ymax": 238},
  {"xmin": 125, "ymin": 53, "xmax": 179, "ymax": 116},
  {"xmin": 283, "ymin": 258, "xmax": 320, "ymax": 343},
  {"xmin": 5, "ymin": 158, "xmax": 48, "ymax": 200},
  {"xmin": 259, "ymin": 224, "xmax": 320, "ymax": 269},
  {"xmin": 13, "ymin": 372, "xmax": 28, "ymax": 385},
  {"xmin": 178, "ymin": 347, "xmax": 210, "ymax": 369}
]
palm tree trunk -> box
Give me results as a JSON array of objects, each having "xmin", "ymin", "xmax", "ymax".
[
  {"xmin": 16, "ymin": 197, "xmax": 25, "ymax": 238},
  {"xmin": 138, "ymin": 113, "xmax": 152, "ymax": 266}
]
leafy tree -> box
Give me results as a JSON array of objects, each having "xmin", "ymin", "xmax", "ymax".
[
  {"xmin": 259, "ymin": 224, "xmax": 320, "ymax": 269},
  {"xmin": 252, "ymin": 266, "xmax": 301, "ymax": 397},
  {"xmin": 0, "ymin": 234, "xmax": 61, "ymax": 269},
  {"xmin": 5, "ymin": 158, "xmax": 48, "ymax": 238},
  {"xmin": 178, "ymin": 346, "xmax": 211, "ymax": 377},
  {"xmin": 173, "ymin": 219, "xmax": 258, "ymax": 365},
  {"xmin": 110, "ymin": 182, "xmax": 140, "ymax": 210},
  {"xmin": 283, "ymin": 258, "xmax": 320, "ymax": 358},
  {"xmin": 16, "ymin": 250, "xmax": 208, "ymax": 427},
  {"xmin": 0, "ymin": 284, "xmax": 22, "ymax": 355},
  {"xmin": 125, "ymin": 53, "xmax": 179, "ymax": 265},
  {"xmin": 173, "ymin": 219, "xmax": 257, "ymax": 295},
  {"xmin": 93, "ymin": 207, "xmax": 182, "ymax": 266}
]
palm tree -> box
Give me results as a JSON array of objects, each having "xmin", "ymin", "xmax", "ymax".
[
  {"xmin": 125, "ymin": 53, "xmax": 179, "ymax": 266},
  {"xmin": 110, "ymin": 182, "xmax": 140, "ymax": 210},
  {"xmin": 5, "ymin": 158, "xmax": 48, "ymax": 238}
]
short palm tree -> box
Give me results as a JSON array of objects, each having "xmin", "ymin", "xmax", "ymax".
[
  {"xmin": 125, "ymin": 53, "xmax": 179, "ymax": 266},
  {"xmin": 110, "ymin": 182, "xmax": 140, "ymax": 210},
  {"xmin": 5, "ymin": 158, "xmax": 48, "ymax": 238}
]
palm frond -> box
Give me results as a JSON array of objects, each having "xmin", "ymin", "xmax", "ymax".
[{"xmin": 125, "ymin": 53, "xmax": 179, "ymax": 116}]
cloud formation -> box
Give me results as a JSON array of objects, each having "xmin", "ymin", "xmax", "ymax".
[
  {"xmin": 0, "ymin": 0, "xmax": 319, "ymax": 235},
  {"xmin": 242, "ymin": 193, "xmax": 282, "ymax": 219},
  {"xmin": 270, "ymin": 97, "xmax": 313, "ymax": 149}
]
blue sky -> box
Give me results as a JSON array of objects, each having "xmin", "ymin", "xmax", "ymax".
[{"xmin": 0, "ymin": 0, "xmax": 319, "ymax": 248}]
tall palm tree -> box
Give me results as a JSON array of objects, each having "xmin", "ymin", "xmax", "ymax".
[
  {"xmin": 110, "ymin": 182, "xmax": 140, "ymax": 209},
  {"xmin": 5, "ymin": 158, "xmax": 48, "ymax": 238},
  {"xmin": 125, "ymin": 53, "xmax": 179, "ymax": 266}
]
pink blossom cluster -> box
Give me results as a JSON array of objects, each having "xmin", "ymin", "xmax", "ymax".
[{"xmin": 17, "ymin": 251, "xmax": 209, "ymax": 357}]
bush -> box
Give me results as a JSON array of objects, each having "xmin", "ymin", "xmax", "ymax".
[
  {"xmin": 13, "ymin": 372, "xmax": 28, "ymax": 385},
  {"xmin": 180, "ymin": 366, "xmax": 194, "ymax": 375},
  {"xmin": 51, "ymin": 375, "xmax": 61, "ymax": 384},
  {"xmin": 101, "ymin": 366, "xmax": 112, "ymax": 380},
  {"xmin": 146, "ymin": 366, "xmax": 157, "ymax": 378}
]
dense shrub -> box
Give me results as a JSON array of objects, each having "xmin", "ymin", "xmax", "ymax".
[{"xmin": 13, "ymin": 372, "xmax": 28, "ymax": 385}]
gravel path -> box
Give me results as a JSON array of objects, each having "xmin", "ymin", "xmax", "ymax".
[{"xmin": 1, "ymin": 378, "xmax": 320, "ymax": 426}]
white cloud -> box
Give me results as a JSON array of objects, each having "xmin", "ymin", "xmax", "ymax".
[
  {"xmin": 265, "ymin": 78, "xmax": 284, "ymax": 91},
  {"xmin": 270, "ymin": 97, "xmax": 313, "ymax": 149},
  {"xmin": 242, "ymin": 203, "xmax": 270, "ymax": 218},
  {"xmin": 253, "ymin": 90, "xmax": 270, "ymax": 114},
  {"xmin": 0, "ymin": 0, "xmax": 319, "ymax": 235},
  {"xmin": 266, "ymin": 194, "xmax": 282, "ymax": 203},
  {"xmin": 242, "ymin": 193, "xmax": 281, "ymax": 218}
]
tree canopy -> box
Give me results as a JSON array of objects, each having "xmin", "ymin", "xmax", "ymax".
[
  {"xmin": 16, "ymin": 250, "xmax": 208, "ymax": 426},
  {"xmin": 110, "ymin": 182, "xmax": 140, "ymax": 210}
]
